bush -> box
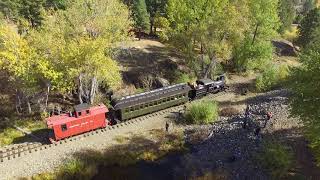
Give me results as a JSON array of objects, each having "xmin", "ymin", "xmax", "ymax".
[
  {"xmin": 233, "ymin": 38, "xmax": 273, "ymax": 72},
  {"xmin": 256, "ymin": 64, "xmax": 290, "ymax": 92},
  {"xmin": 257, "ymin": 141, "xmax": 294, "ymax": 178},
  {"xmin": 185, "ymin": 101, "xmax": 218, "ymax": 124},
  {"xmin": 173, "ymin": 71, "xmax": 195, "ymax": 84},
  {"xmin": 0, "ymin": 128, "xmax": 24, "ymax": 147},
  {"xmin": 282, "ymin": 26, "xmax": 299, "ymax": 42}
]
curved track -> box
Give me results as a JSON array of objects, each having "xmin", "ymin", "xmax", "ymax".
[{"xmin": 0, "ymin": 90, "xmax": 228, "ymax": 163}]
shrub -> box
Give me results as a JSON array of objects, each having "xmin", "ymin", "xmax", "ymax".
[
  {"xmin": 256, "ymin": 64, "xmax": 290, "ymax": 92},
  {"xmin": 56, "ymin": 158, "xmax": 98, "ymax": 180},
  {"xmin": 173, "ymin": 71, "xmax": 195, "ymax": 84},
  {"xmin": 257, "ymin": 141, "xmax": 294, "ymax": 178},
  {"xmin": 185, "ymin": 101, "xmax": 218, "ymax": 124},
  {"xmin": 282, "ymin": 26, "xmax": 299, "ymax": 42},
  {"xmin": 233, "ymin": 38, "xmax": 273, "ymax": 72}
]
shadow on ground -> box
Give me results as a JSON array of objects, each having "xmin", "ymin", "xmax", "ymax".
[{"xmin": 115, "ymin": 43, "xmax": 186, "ymax": 87}]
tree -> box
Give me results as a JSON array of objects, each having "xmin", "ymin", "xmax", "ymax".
[
  {"xmin": 133, "ymin": 0, "xmax": 150, "ymax": 39},
  {"xmin": 0, "ymin": 22, "xmax": 44, "ymax": 113},
  {"xmin": 0, "ymin": 0, "xmax": 20, "ymax": 20},
  {"xmin": 298, "ymin": 8, "xmax": 320, "ymax": 48},
  {"xmin": 289, "ymin": 42, "xmax": 320, "ymax": 166},
  {"xmin": 278, "ymin": 0, "xmax": 296, "ymax": 33},
  {"xmin": 166, "ymin": 0, "xmax": 259, "ymax": 78},
  {"xmin": 18, "ymin": 0, "xmax": 45, "ymax": 27},
  {"xmin": 28, "ymin": 0, "xmax": 131, "ymax": 104},
  {"xmin": 304, "ymin": 0, "xmax": 317, "ymax": 13},
  {"xmin": 45, "ymin": 0, "xmax": 67, "ymax": 10},
  {"xmin": 248, "ymin": 0, "xmax": 280, "ymax": 45},
  {"xmin": 145, "ymin": 0, "xmax": 167, "ymax": 34}
]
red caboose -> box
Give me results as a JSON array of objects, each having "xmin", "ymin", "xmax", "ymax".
[{"xmin": 46, "ymin": 103, "xmax": 109, "ymax": 142}]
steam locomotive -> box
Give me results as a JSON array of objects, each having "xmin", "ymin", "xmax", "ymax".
[{"xmin": 46, "ymin": 75, "xmax": 226, "ymax": 142}]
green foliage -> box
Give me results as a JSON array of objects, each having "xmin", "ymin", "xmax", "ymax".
[
  {"xmin": 233, "ymin": 38, "xmax": 274, "ymax": 72},
  {"xmin": 173, "ymin": 71, "xmax": 195, "ymax": 84},
  {"xmin": 0, "ymin": 128, "xmax": 24, "ymax": 147},
  {"xmin": 278, "ymin": 0, "xmax": 296, "ymax": 34},
  {"xmin": 289, "ymin": 43, "xmax": 320, "ymax": 166},
  {"xmin": 298, "ymin": 8, "xmax": 320, "ymax": 48},
  {"xmin": 133, "ymin": 0, "xmax": 150, "ymax": 31},
  {"xmin": 145, "ymin": 0, "xmax": 167, "ymax": 34},
  {"xmin": 258, "ymin": 141, "xmax": 293, "ymax": 178},
  {"xmin": 27, "ymin": 0, "xmax": 131, "ymax": 95},
  {"xmin": 248, "ymin": 0, "xmax": 280, "ymax": 43},
  {"xmin": 56, "ymin": 158, "xmax": 98, "ymax": 180},
  {"xmin": 185, "ymin": 100, "xmax": 219, "ymax": 124},
  {"xmin": 282, "ymin": 26, "xmax": 299, "ymax": 42},
  {"xmin": 256, "ymin": 64, "xmax": 289, "ymax": 92}
]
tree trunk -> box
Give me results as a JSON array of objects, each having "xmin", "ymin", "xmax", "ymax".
[
  {"xmin": 252, "ymin": 23, "xmax": 259, "ymax": 45},
  {"xmin": 138, "ymin": 28, "xmax": 141, "ymax": 41},
  {"xmin": 150, "ymin": 20, "xmax": 154, "ymax": 35},
  {"xmin": 27, "ymin": 100, "xmax": 32, "ymax": 114},
  {"xmin": 203, "ymin": 56, "xmax": 216, "ymax": 79},
  {"xmin": 15, "ymin": 90, "xmax": 22, "ymax": 114},
  {"xmin": 78, "ymin": 73, "xmax": 84, "ymax": 104},
  {"xmin": 89, "ymin": 77, "xmax": 98, "ymax": 105},
  {"xmin": 45, "ymin": 85, "xmax": 50, "ymax": 111}
]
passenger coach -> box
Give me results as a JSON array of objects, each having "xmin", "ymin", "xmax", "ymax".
[{"xmin": 111, "ymin": 83, "xmax": 191, "ymax": 121}]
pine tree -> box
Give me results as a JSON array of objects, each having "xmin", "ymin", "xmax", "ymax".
[
  {"xmin": 298, "ymin": 8, "xmax": 320, "ymax": 47},
  {"xmin": 133, "ymin": 0, "xmax": 150, "ymax": 40}
]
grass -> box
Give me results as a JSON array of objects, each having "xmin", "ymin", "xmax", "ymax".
[
  {"xmin": 256, "ymin": 64, "xmax": 290, "ymax": 92},
  {"xmin": 257, "ymin": 141, "xmax": 294, "ymax": 178},
  {"xmin": 185, "ymin": 100, "xmax": 219, "ymax": 124},
  {"xmin": 0, "ymin": 128, "xmax": 24, "ymax": 146},
  {"xmin": 28, "ymin": 130, "xmax": 186, "ymax": 180},
  {"xmin": 0, "ymin": 118, "xmax": 46, "ymax": 147}
]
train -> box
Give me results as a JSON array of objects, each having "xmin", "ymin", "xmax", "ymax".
[{"xmin": 46, "ymin": 75, "xmax": 226, "ymax": 142}]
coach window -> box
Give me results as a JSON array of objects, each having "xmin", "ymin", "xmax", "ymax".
[
  {"xmin": 61, "ymin": 124, "xmax": 67, "ymax": 132},
  {"xmin": 130, "ymin": 107, "xmax": 134, "ymax": 112}
]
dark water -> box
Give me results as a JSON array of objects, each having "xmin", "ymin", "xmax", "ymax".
[{"xmin": 92, "ymin": 153, "xmax": 187, "ymax": 180}]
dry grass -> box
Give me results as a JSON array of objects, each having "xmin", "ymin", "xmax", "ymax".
[
  {"xmin": 219, "ymin": 107, "xmax": 240, "ymax": 117},
  {"xmin": 114, "ymin": 135, "xmax": 130, "ymax": 143}
]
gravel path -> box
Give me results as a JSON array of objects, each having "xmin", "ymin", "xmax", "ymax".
[
  {"xmin": 0, "ymin": 112, "xmax": 172, "ymax": 180},
  {"xmin": 172, "ymin": 89, "xmax": 305, "ymax": 179}
]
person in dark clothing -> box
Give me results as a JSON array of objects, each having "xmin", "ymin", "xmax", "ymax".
[
  {"xmin": 263, "ymin": 112, "xmax": 272, "ymax": 128},
  {"xmin": 165, "ymin": 121, "xmax": 169, "ymax": 132},
  {"xmin": 254, "ymin": 127, "xmax": 261, "ymax": 136},
  {"xmin": 243, "ymin": 105, "xmax": 250, "ymax": 129}
]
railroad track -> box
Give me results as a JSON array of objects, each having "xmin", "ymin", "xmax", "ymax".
[{"xmin": 0, "ymin": 90, "xmax": 229, "ymax": 163}]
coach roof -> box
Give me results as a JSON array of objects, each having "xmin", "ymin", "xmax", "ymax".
[{"xmin": 112, "ymin": 83, "xmax": 191, "ymax": 110}]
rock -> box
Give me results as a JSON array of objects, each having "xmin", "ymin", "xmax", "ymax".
[{"xmin": 154, "ymin": 77, "xmax": 170, "ymax": 88}]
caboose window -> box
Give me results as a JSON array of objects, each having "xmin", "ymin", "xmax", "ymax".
[
  {"xmin": 61, "ymin": 124, "xmax": 67, "ymax": 131},
  {"xmin": 78, "ymin": 111, "xmax": 82, "ymax": 116},
  {"xmin": 86, "ymin": 110, "xmax": 90, "ymax": 114}
]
